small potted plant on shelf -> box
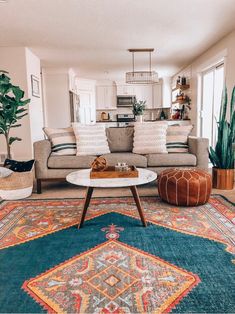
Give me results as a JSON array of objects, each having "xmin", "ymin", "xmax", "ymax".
[
  {"xmin": 209, "ymin": 86, "xmax": 235, "ymax": 190},
  {"xmin": 132, "ymin": 99, "xmax": 146, "ymax": 123}
]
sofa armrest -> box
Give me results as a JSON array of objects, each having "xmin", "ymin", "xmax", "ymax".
[
  {"xmin": 188, "ymin": 136, "xmax": 209, "ymax": 170},
  {"xmin": 33, "ymin": 140, "xmax": 51, "ymax": 179}
]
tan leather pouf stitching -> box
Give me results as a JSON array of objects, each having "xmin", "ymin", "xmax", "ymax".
[{"xmin": 157, "ymin": 168, "xmax": 212, "ymax": 206}]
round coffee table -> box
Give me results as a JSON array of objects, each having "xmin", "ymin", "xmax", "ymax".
[{"xmin": 66, "ymin": 168, "xmax": 157, "ymax": 228}]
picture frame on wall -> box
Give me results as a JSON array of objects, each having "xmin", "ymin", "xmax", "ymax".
[{"xmin": 31, "ymin": 75, "xmax": 40, "ymax": 98}]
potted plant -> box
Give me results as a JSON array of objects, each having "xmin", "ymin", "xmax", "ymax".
[
  {"xmin": 209, "ymin": 86, "xmax": 235, "ymax": 189},
  {"xmin": 132, "ymin": 100, "xmax": 146, "ymax": 123},
  {"xmin": 0, "ymin": 70, "xmax": 30, "ymax": 159}
]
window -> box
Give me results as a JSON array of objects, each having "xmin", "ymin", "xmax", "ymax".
[{"xmin": 200, "ymin": 63, "xmax": 224, "ymax": 147}]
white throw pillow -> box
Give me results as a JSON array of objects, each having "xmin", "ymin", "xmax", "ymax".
[
  {"xmin": 72, "ymin": 123, "xmax": 110, "ymax": 156},
  {"xmin": 0, "ymin": 167, "xmax": 13, "ymax": 178},
  {"xmin": 43, "ymin": 127, "xmax": 76, "ymax": 156},
  {"xmin": 133, "ymin": 122, "xmax": 168, "ymax": 154},
  {"xmin": 166, "ymin": 125, "xmax": 193, "ymax": 153}
]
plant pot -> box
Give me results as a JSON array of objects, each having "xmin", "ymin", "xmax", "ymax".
[
  {"xmin": 136, "ymin": 115, "xmax": 143, "ymax": 123},
  {"xmin": 212, "ymin": 167, "xmax": 234, "ymax": 190}
]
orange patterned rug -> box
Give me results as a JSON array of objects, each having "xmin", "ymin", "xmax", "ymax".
[{"xmin": 0, "ymin": 195, "xmax": 234, "ymax": 253}]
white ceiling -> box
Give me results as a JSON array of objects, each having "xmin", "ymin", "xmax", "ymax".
[{"xmin": 0, "ymin": 0, "xmax": 235, "ymax": 80}]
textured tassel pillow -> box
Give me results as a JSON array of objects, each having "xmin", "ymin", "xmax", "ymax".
[
  {"xmin": 72, "ymin": 123, "xmax": 110, "ymax": 156},
  {"xmin": 43, "ymin": 127, "xmax": 76, "ymax": 155},
  {"xmin": 133, "ymin": 122, "xmax": 168, "ymax": 154},
  {"xmin": 166, "ymin": 125, "xmax": 193, "ymax": 153}
]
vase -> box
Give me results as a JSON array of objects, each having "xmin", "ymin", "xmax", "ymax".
[
  {"xmin": 136, "ymin": 115, "xmax": 143, "ymax": 123},
  {"xmin": 212, "ymin": 167, "xmax": 234, "ymax": 190}
]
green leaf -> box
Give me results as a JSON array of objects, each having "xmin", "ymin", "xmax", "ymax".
[
  {"xmin": 11, "ymin": 85, "xmax": 24, "ymax": 101},
  {"xmin": 9, "ymin": 136, "xmax": 22, "ymax": 145}
]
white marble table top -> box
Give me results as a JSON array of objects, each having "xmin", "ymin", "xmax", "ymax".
[{"xmin": 66, "ymin": 168, "xmax": 157, "ymax": 188}]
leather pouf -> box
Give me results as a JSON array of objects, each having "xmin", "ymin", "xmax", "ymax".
[{"xmin": 158, "ymin": 168, "xmax": 212, "ymax": 206}]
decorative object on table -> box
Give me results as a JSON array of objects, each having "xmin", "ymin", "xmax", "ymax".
[
  {"xmin": 43, "ymin": 127, "xmax": 76, "ymax": 156},
  {"xmin": 209, "ymin": 86, "xmax": 235, "ymax": 190},
  {"xmin": 91, "ymin": 156, "xmax": 107, "ymax": 171},
  {"xmin": 90, "ymin": 164, "xmax": 138, "ymax": 179},
  {"xmin": 158, "ymin": 168, "xmax": 212, "ymax": 206},
  {"xmin": 133, "ymin": 121, "xmax": 168, "ymax": 154},
  {"xmin": 125, "ymin": 48, "xmax": 158, "ymax": 84},
  {"xmin": 115, "ymin": 162, "xmax": 130, "ymax": 172},
  {"xmin": 132, "ymin": 99, "xmax": 146, "ymax": 123},
  {"xmin": 31, "ymin": 75, "xmax": 40, "ymax": 98},
  {"xmin": 0, "ymin": 160, "xmax": 35, "ymax": 200},
  {"xmin": 0, "ymin": 70, "xmax": 30, "ymax": 159}
]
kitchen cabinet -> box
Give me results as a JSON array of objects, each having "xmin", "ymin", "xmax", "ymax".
[
  {"xmin": 135, "ymin": 85, "xmax": 153, "ymax": 109},
  {"xmin": 96, "ymin": 85, "xmax": 117, "ymax": 110},
  {"xmin": 152, "ymin": 83, "xmax": 162, "ymax": 108},
  {"xmin": 116, "ymin": 84, "xmax": 135, "ymax": 96}
]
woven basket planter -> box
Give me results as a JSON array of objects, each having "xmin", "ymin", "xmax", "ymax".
[{"xmin": 0, "ymin": 169, "xmax": 34, "ymax": 200}]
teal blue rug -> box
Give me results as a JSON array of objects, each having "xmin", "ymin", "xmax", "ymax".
[{"xmin": 0, "ymin": 196, "xmax": 234, "ymax": 313}]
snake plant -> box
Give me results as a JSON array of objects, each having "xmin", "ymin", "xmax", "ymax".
[
  {"xmin": 209, "ymin": 86, "xmax": 235, "ymax": 169},
  {"xmin": 0, "ymin": 70, "xmax": 30, "ymax": 158}
]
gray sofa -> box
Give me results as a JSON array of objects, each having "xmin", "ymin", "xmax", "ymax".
[{"xmin": 34, "ymin": 127, "xmax": 209, "ymax": 193}]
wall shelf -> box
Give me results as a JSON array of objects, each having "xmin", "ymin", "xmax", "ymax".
[{"xmin": 172, "ymin": 84, "xmax": 190, "ymax": 91}]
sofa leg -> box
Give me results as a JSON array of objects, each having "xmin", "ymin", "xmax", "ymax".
[{"xmin": 36, "ymin": 179, "xmax": 42, "ymax": 194}]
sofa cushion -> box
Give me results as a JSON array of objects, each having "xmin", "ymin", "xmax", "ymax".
[
  {"xmin": 43, "ymin": 127, "xmax": 76, "ymax": 155},
  {"xmin": 166, "ymin": 125, "xmax": 193, "ymax": 153},
  {"xmin": 48, "ymin": 155, "xmax": 96, "ymax": 169},
  {"xmin": 72, "ymin": 123, "xmax": 110, "ymax": 156},
  {"xmin": 133, "ymin": 122, "xmax": 168, "ymax": 154},
  {"xmin": 101, "ymin": 153, "xmax": 147, "ymax": 168},
  {"xmin": 147, "ymin": 153, "xmax": 197, "ymax": 167},
  {"xmin": 106, "ymin": 127, "xmax": 134, "ymax": 152}
]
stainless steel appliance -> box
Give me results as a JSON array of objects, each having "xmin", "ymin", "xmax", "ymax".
[
  {"xmin": 117, "ymin": 114, "xmax": 135, "ymax": 127},
  {"xmin": 117, "ymin": 95, "xmax": 136, "ymax": 107}
]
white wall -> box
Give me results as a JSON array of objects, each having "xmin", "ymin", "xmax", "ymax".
[
  {"xmin": 42, "ymin": 68, "xmax": 71, "ymax": 128},
  {"xmin": 25, "ymin": 48, "xmax": 44, "ymax": 144},
  {"xmin": 0, "ymin": 47, "xmax": 32, "ymax": 159},
  {"xmin": 173, "ymin": 29, "xmax": 235, "ymax": 136}
]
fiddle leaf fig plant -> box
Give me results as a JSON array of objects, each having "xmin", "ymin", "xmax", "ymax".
[
  {"xmin": 209, "ymin": 86, "xmax": 235, "ymax": 169},
  {"xmin": 0, "ymin": 70, "xmax": 30, "ymax": 159}
]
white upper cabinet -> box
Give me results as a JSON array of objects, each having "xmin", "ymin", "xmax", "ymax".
[
  {"xmin": 152, "ymin": 83, "xmax": 163, "ymax": 108},
  {"xmin": 135, "ymin": 85, "xmax": 153, "ymax": 109},
  {"xmin": 116, "ymin": 84, "xmax": 135, "ymax": 96},
  {"xmin": 96, "ymin": 83, "xmax": 117, "ymax": 110}
]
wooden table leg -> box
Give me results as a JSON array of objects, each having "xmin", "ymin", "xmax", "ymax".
[
  {"xmin": 130, "ymin": 186, "xmax": 147, "ymax": 227},
  {"xmin": 78, "ymin": 187, "xmax": 94, "ymax": 229}
]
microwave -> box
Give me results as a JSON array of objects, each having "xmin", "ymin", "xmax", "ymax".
[{"xmin": 117, "ymin": 95, "xmax": 136, "ymax": 107}]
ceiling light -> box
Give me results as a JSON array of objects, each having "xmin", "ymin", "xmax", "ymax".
[{"xmin": 126, "ymin": 48, "xmax": 158, "ymax": 84}]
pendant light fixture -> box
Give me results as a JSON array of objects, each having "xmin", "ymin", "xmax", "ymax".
[{"xmin": 126, "ymin": 48, "xmax": 158, "ymax": 84}]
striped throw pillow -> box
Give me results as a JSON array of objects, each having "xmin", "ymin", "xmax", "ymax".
[
  {"xmin": 166, "ymin": 125, "xmax": 193, "ymax": 153},
  {"xmin": 72, "ymin": 123, "xmax": 110, "ymax": 156},
  {"xmin": 133, "ymin": 122, "xmax": 168, "ymax": 154},
  {"xmin": 43, "ymin": 127, "xmax": 76, "ymax": 155}
]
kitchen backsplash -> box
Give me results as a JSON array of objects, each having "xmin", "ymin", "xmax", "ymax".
[{"xmin": 96, "ymin": 108, "xmax": 170, "ymax": 121}]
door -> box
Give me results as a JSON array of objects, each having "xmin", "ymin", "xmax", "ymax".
[
  {"xmin": 79, "ymin": 91, "xmax": 95, "ymax": 124},
  {"xmin": 200, "ymin": 63, "xmax": 224, "ymax": 147}
]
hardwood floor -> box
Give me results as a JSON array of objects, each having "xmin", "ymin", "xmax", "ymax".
[{"xmin": 29, "ymin": 180, "xmax": 235, "ymax": 203}]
